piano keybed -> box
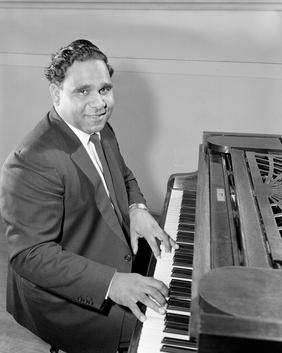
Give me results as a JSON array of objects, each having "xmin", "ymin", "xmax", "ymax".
[{"xmin": 136, "ymin": 188, "xmax": 198, "ymax": 353}]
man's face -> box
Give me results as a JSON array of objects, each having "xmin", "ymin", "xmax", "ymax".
[{"xmin": 52, "ymin": 59, "xmax": 114, "ymax": 134}]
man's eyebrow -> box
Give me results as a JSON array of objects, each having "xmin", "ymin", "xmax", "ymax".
[
  {"xmin": 102, "ymin": 82, "xmax": 113, "ymax": 89},
  {"xmin": 73, "ymin": 82, "xmax": 113, "ymax": 92},
  {"xmin": 73, "ymin": 84, "xmax": 92, "ymax": 92}
]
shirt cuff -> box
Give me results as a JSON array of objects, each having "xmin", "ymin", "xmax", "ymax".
[
  {"xmin": 128, "ymin": 203, "xmax": 148, "ymax": 212},
  {"xmin": 105, "ymin": 271, "xmax": 116, "ymax": 299}
]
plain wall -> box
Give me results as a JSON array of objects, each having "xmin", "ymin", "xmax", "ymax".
[{"xmin": 1, "ymin": 3, "xmax": 282, "ymax": 213}]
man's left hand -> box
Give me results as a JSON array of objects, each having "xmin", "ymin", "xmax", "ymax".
[{"xmin": 129, "ymin": 208, "xmax": 179, "ymax": 258}]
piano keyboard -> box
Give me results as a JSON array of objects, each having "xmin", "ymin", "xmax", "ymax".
[{"xmin": 137, "ymin": 189, "xmax": 198, "ymax": 353}]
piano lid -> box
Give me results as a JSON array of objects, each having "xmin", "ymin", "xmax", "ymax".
[
  {"xmin": 206, "ymin": 134, "xmax": 282, "ymax": 153},
  {"xmin": 199, "ymin": 266, "xmax": 282, "ymax": 321}
]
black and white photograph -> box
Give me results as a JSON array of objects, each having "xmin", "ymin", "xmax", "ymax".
[{"xmin": 1, "ymin": 1, "xmax": 282, "ymax": 352}]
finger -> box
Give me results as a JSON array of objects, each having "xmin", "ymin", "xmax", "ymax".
[
  {"xmin": 130, "ymin": 231, "xmax": 139, "ymax": 254},
  {"xmin": 154, "ymin": 229, "xmax": 171, "ymax": 253},
  {"xmin": 169, "ymin": 237, "xmax": 179, "ymax": 250},
  {"xmin": 139, "ymin": 294, "xmax": 166, "ymax": 315},
  {"xmin": 129, "ymin": 302, "xmax": 146, "ymax": 322},
  {"xmin": 146, "ymin": 287, "xmax": 167, "ymax": 307},
  {"xmin": 144, "ymin": 277, "xmax": 169, "ymax": 298},
  {"xmin": 157, "ymin": 229, "xmax": 179, "ymax": 252}
]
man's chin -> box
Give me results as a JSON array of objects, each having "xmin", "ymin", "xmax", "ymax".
[{"xmin": 89, "ymin": 119, "xmax": 108, "ymax": 133}]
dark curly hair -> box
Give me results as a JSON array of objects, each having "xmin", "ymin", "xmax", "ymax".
[{"xmin": 44, "ymin": 39, "xmax": 114, "ymax": 84}]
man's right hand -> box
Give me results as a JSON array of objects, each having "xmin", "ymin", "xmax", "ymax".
[{"xmin": 108, "ymin": 272, "xmax": 168, "ymax": 322}]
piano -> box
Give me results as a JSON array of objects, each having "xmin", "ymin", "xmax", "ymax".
[{"xmin": 129, "ymin": 131, "xmax": 282, "ymax": 353}]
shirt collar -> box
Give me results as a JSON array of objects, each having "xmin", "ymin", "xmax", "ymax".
[{"xmin": 62, "ymin": 119, "xmax": 100, "ymax": 146}]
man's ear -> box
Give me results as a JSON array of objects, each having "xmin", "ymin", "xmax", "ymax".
[{"xmin": 49, "ymin": 83, "xmax": 61, "ymax": 106}]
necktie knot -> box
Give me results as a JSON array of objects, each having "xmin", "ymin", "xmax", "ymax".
[{"xmin": 89, "ymin": 133, "xmax": 100, "ymax": 145}]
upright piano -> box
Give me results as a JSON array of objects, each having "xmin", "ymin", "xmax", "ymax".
[{"xmin": 129, "ymin": 131, "xmax": 282, "ymax": 353}]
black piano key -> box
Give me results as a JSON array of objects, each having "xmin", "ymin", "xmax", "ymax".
[
  {"xmin": 180, "ymin": 207, "xmax": 195, "ymax": 213},
  {"xmin": 164, "ymin": 325, "xmax": 189, "ymax": 336},
  {"xmin": 169, "ymin": 287, "xmax": 191, "ymax": 298},
  {"xmin": 175, "ymin": 249, "xmax": 194, "ymax": 255},
  {"xmin": 166, "ymin": 312, "xmax": 190, "ymax": 322},
  {"xmin": 170, "ymin": 287, "xmax": 190, "ymax": 295},
  {"xmin": 170, "ymin": 279, "xmax": 192, "ymax": 288},
  {"xmin": 169, "ymin": 288, "xmax": 191, "ymax": 298},
  {"xmin": 173, "ymin": 256, "xmax": 193, "ymax": 267},
  {"xmin": 176, "ymin": 246, "xmax": 194, "ymax": 252},
  {"xmin": 162, "ymin": 337, "xmax": 197, "ymax": 349},
  {"xmin": 181, "ymin": 205, "xmax": 196, "ymax": 209},
  {"xmin": 178, "ymin": 223, "xmax": 195, "ymax": 230},
  {"xmin": 172, "ymin": 268, "xmax": 193, "ymax": 279},
  {"xmin": 174, "ymin": 251, "xmax": 194, "ymax": 258},
  {"xmin": 178, "ymin": 242, "xmax": 194, "ymax": 248},
  {"xmin": 177, "ymin": 232, "xmax": 194, "ymax": 238},
  {"xmin": 173, "ymin": 259, "xmax": 193, "ymax": 267},
  {"xmin": 174, "ymin": 253, "xmax": 194, "ymax": 260},
  {"xmin": 175, "ymin": 248, "xmax": 194, "ymax": 255},
  {"xmin": 179, "ymin": 220, "xmax": 195, "ymax": 226},
  {"xmin": 176, "ymin": 236, "xmax": 194, "ymax": 244},
  {"xmin": 165, "ymin": 321, "xmax": 189, "ymax": 330},
  {"xmin": 170, "ymin": 294, "xmax": 191, "ymax": 302},
  {"xmin": 173, "ymin": 260, "xmax": 193, "ymax": 268},
  {"xmin": 180, "ymin": 207, "xmax": 196, "ymax": 213},
  {"xmin": 164, "ymin": 326, "xmax": 189, "ymax": 336},
  {"xmin": 165, "ymin": 315, "xmax": 190, "ymax": 334},
  {"xmin": 176, "ymin": 251, "xmax": 194, "ymax": 258},
  {"xmin": 181, "ymin": 198, "xmax": 196, "ymax": 206},
  {"xmin": 182, "ymin": 195, "xmax": 196, "ymax": 202},
  {"xmin": 178, "ymin": 243, "xmax": 194, "ymax": 250},
  {"xmin": 179, "ymin": 213, "xmax": 195, "ymax": 220},
  {"xmin": 161, "ymin": 344, "xmax": 197, "ymax": 353},
  {"xmin": 169, "ymin": 287, "xmax": 191, "ymax": 296},
  {"xmin": 167, "ymin": 298, "xmax": 191, "ymax": 312}
]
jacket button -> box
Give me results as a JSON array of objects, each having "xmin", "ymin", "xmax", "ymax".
[{"xmin": 124, "ymin": 254, "xmax": 132, "ymax": 262}]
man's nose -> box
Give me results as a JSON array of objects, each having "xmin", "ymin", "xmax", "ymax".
[{"xmin": 87, "ymin": 93, "xmax": 105, "ymax": 110}]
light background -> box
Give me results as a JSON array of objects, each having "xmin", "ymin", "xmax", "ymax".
[{"xmin": 1, "ymin": 1, "xmax": 282, "ymax": 214}]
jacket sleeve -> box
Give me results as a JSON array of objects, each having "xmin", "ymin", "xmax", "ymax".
[{"xmin": 0, "ymin": 150, "xmax": 116, "ymax": 310}]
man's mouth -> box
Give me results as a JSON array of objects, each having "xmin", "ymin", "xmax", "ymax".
[{"xmin": 86, "ymin": 112, "xmax": 106, "ymax": 120}]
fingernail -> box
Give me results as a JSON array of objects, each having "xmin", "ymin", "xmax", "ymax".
[
  {"xmin": 158, "ymin": 307, "xmax": 166, "ymax": 314},
  {"xmin": 140, "ymin": 315, "xmax": 146, "ymax": 322}
]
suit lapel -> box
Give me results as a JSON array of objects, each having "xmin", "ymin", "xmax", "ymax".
[{"xmin": 49, "ymin": 109, "xmax": 128, "ymax": 246}]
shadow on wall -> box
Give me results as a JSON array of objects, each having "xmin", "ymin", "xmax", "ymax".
[{"xmin": 112, "ymin": 68, "xmax": 161, "ymax": 211}]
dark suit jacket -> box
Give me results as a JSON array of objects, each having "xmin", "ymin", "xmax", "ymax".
[{"xmin": 0, "ymin": 108, "xmax": 146, "ymax": 353}]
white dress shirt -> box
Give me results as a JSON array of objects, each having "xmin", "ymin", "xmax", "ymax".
[{"xmin": 63, "ymin": 120, "xmax": 110, "ymax": 197}]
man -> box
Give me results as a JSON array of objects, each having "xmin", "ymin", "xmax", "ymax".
[{"xmin": 0, "ymin": 39, "xmax": 177, "ymax": 353}]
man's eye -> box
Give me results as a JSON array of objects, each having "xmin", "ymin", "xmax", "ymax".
[
  {"xmin": 100, "ymin": 86, "xmax": 111, "ymax": 95},
  {"xmin": 79, "ymin": 89, "xmax": 88, "ymax": 96}
]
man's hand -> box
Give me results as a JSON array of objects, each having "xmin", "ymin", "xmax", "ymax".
[
  {"xmin": 129, "ymin": 208, "xmax": 178, "ymax": 259},
  {"xmin": 108, "ymin": 272, "xmax": 168, "ymax": 322}
]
